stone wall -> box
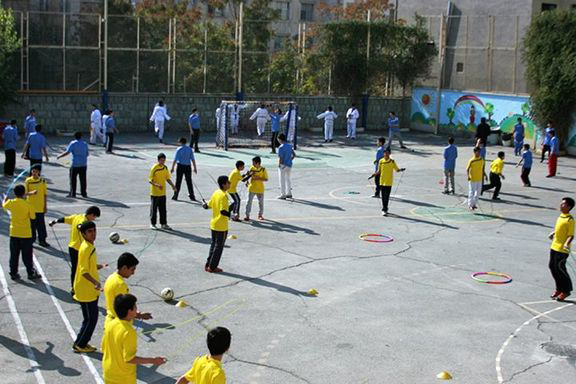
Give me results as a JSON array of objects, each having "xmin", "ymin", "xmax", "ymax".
[{"xmin": 3, "ymin": 93, "xmax": 410, "ymax": 135}]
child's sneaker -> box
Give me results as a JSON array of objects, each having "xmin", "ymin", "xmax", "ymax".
[
  {"xmin": 258, "ymin": 215, "xmax": 264, "ymax": 221},
  {"xmin": 243, "ymin": 216, "xmax": 250, "ymax": 222},
  {"xmin": 556, "ymin": 292, "xmax": 571, "ymax": 301},
  {"xmin": 277, "ymin": 195, "xmax": 286, "ymax": 200},
  {"xmin": 550, "ymin": 290, "xmax": 561, "ymax": 299},
  {"xmin": 161, "ymin": 224, "xmax": 172, "ymax": 230},
  {"xmin": 73, "ymin": 344, "xmax": 97, "ymax": 353}
]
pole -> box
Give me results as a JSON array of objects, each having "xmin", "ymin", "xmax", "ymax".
[
  {"xmin": 203, "ymin": 24, "xmax": 207, "ymax": 94},
  {"xmin": 435, "ymin": 14, "xmax": 446, "ymax": 136},
  {"xmin": 237, "ymin": 1, "xmax": 243, "ymax": 94},
  {"xmin": 103, "ymin": 0, "xmax": 108, "ymax": 91}
]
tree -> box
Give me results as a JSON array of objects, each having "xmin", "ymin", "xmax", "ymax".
[
  {"xmin": 484, "ymin": 103, "xmax": 494, "ymax": 122},
  {"xmin": 446, "ymin": 108, "xmax": 455, "ymax": 125},
  {"xmin": 523, "ymin": 9, "xmax": 576, "ymax": 143},
  {"xmin": 0, "ymin": 3, "xmax": 20, "ymax": 110}
]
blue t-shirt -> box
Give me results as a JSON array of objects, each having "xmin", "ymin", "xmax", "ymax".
[
  {"xmin": 3, "ymin": 125, "xmax": 18, "ymax": 150},
  {"xmin": 543, "ymin": 127, "xmax": 553, "ymax": 146},
  {"xmin": 443, "ymin": 144, "xmax": 458, "ymax": 171},
  {"xmin": 66, "ymin": 139, "xmax": 89, "ymax": 167},
  {"xmin": 24, "ymin": 115, "xmax": 36, "ymax": 137},
  {"xmin": 26, "ymin": 132, "xmax": 46, "ymax": 160},
  {"xmin": 550, "ymin": 136, "xmax": 559, "ymax": 154},
  {"xmin": 522, "ymin": 150, "xmax": 533, "ymax": 168},
  {"xmin": 270, "ymin": 114, "xmax": 281, "ymax": 133},
  {"xmin": 375, "ymin": 146, "xmax": 385, "ymax": 171},
  {"xmin": 188, "ymin": 114, "xmax": 200, "ymax": 130},
  {"xmin": 513, "ymin": 123, "xmax": 524, "ymax": 140},
  {"xmin": 480, "ymin": 146, "xmax": 486, "ymax": 159},
  {"xmin": 278, "ymin": 143, "xmax": 293, "ymax": 167},
  {"xmin": 104, "ymin": 116, "xmax": 115, "ymax": 133},
  {"xmin": 174, "ymin": 145, "xmax": 194, "ymax": 164},
  {"xmin": 388, "ymin": 117, "xmax": 400, "ymax": 133}
]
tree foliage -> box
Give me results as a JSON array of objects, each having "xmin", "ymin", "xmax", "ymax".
[
  {"xmin": 0, "ymin": 3, "xmax": 20, "ymax": 109},
  {"xmin": 523, "ymin": 9, "xmax": 576, "ymax": 143}
]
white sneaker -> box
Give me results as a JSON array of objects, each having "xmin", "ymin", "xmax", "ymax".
[
  {"xmin": 277, "ymin": 195, "xmax": 287, "ymax": 200},
  {"xmin": 161, "ymin": 224, "xmax": 172, "ymax": 230},
  {"xmin": 382, "ymin": 211, "xmax": 388, "ymax": 216},
  {"xmin": 150, "ymin": 224, "xmax": 158, "ymax": 230}
]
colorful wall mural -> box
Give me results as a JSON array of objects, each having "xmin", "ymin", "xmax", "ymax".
[{"xmin": 411, "ymin": 88, "xmax": 536, "ymax": 139}]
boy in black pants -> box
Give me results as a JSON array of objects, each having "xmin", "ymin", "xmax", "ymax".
[
  {"xmin": 548, "ymin": 197, "xmax": 575, "ymax": 302},
  {"xmin": 482, "ymin": 151, "xmax": 505, "ymax": 200},
  {"xmin": 372, "ymin": 137, "xmax": 386, "ymax": 198},
  {"xmin": 228, "ymin": 160, "xmax": 245, "ymax": 221},
  {"xmin": 203, "ymin": 176, "xmax": 231, "ymax": 273},
  {"xmin": 373, "ymin": 148, "xmax": 405, "ymax": 216}
]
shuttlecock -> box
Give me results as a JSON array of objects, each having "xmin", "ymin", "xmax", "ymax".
[
  {"xmin": 307, "ymin": 288, "xmax": 318, "ymax": 295},
  {"xmin": 176, "ymin": 300, "xmax": 188, "ymax": 308},
  {"xmin": 228, "ymin": 235, "xmax": 237, "ymax": 240},
  {"xmin": 436, "ymin": 371, "xmax": 452, "ymax": 380}
]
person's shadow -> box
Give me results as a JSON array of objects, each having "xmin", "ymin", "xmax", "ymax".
[
  {"xmin": 0, "ymin": 336, "xmax": 81, "ymax": 376},
  {"xmin": 249, "ymin": 219, "xmax": 319, "ymax": 235},
  {"xmin": 219, "ymin": 271, "xmax": 317, "ymax": 297},
  {"xmin": 136, "ymin": 321, "xmax": 178, "ymax": 343},
  {"xmin": 90, "ymin": 351, "xmax": 176, "ymax": 383}
]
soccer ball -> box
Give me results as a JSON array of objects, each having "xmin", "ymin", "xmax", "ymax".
[
  {"xmin": 108, "ymin": 232, "xmax": 120, "ymax": 243},
  {"xmin": 160, "ymin": 288, "xmax": 174, "ymax": 301}
]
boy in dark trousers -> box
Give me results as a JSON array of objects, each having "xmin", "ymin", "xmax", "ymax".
[
  {"xmin": 373, "ymin": 148, "xmax": 405, "ymax": 216},
  {"xmin": 203, "ymin": 176, "xmax": 231, "ymax": 273},
  {"xmin": 482, "ymin": 151, "xmax": 505, "ymax": 200},
  {"xmin": 548, "ymin": 197, "xmax": 575, "ymax": 302},
  {"xmin": 372, "ymin": 137, "xmax": 386, "ymax": 198},
  {"xmin": 516, "ymin": 144, "xmax": 532, "ymax": 187}
]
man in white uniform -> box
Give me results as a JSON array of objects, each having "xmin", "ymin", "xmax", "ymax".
[
  {"xmin": 149, "ymin": 100, "xmax": 171, "ymax": 143},
  {"xmin": 230, "ymin": 103, "xmax": 247, "ymax": 135},
  {"xmin": 250, "ymin": 104, "xmax": 271, "ymax": 136},
  {"xmin": 317, "ymin": 106, "xmax": 337, "ymax": 143},
  {"xmin": 89, "ymin": 104, "xmax": 103, "ymax": 145},
  {"xmin": 346, "ymin": 103, "xmax": 360, "ymax": 139}
]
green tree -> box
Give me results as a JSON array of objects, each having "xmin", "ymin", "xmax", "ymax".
[
  {"xmin": 0, "ymin": 3, "xmax": 20, "ymax": 109},
  {"xmin": 484, "ymin": 103, "xmax": 494, "ymax": 122},
  {"xmin": 523, "ymin": 9, "xmax": 576, "ymax": 143},
  {"xmin": 446, "ymin": 108, "xmax": 455, "ymax": 125},
  {"xmin": 521, "ymin": 102, "xmax": 530, "ymax": 116}
]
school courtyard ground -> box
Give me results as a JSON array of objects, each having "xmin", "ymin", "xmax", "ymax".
[{"xmin": 1, "ymin": 130, "xmax": 575, "ymax": 384}]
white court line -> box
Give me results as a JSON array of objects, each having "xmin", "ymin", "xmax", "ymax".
[
  {"xmin": 0, "ymin": 263, "xmax": 46, "ymax": 384},
  {"xmin": 32, "ymin": 256, "xmax": 104, "ymax": 384},
  {"xmin": 495, "ymin": 303, "xmax": 573, "ymax": 383}
]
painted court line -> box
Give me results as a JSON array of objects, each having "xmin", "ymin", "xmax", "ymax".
[
  {"xmin": 0, "ymin": 263, "xmax": 46, "ymax": 384},
  {"xmin": 32, "ymin": 256, "xmax": 104, "ymax": 384}
]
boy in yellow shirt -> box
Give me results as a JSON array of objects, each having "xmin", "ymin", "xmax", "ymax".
[
  {"xmin": 73, "ymin": 220, "xmax": 106, "ymax": 353},
  {"xmin": 2, "ymin": 184, "xmax": 41, "ymax": 280},
  {"xmin": 25, "ymin": 164, "xmax": 50, "ymax": 247},
  {"xmin": 49, "ymin": 205, "xmax": 101, "ymax": 291},
  {"xmin": 203, "ymin": 176, "xmax": 231, "ymax": 273},
  {"xmin": 244, "ymin": 156, "xmax": 268, "ymax": 221},
  {"xmin": 104, "ymin": 252, "xmax": 152, "ymax": 329},
  {"xmin": 466, "ymin": 147, "xmax": 486, "ymax": 210},
  {"xmin": 548, "ymin": 197, "xmax": 575, "ymax": 302},
  {"xmin": 481, "ymin": 151, "xmax": 505, "ymax": 201},
  {"xmin": 149, "ymin": 153, "xmax": 176, "ymax": 230},
  {"xmin": 372, "ymin": 148, "xmax": 405, "ymax": 216},
  {"xmin": 176, "ymin": 327, "xmax": 231, "ymax": 384},
  {"xmin": 228, "ymin": 161, "xmax": 244, "ymax": 222},
  {"xmin": 102, "ymin": 293, "xmax": 166, "ymax": 384}
]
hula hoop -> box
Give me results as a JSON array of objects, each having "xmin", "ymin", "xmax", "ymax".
[
  {"xmin": 471, "ymin": 272, "xmax": 512, "ymax": 284},
  {"xmin": 359, "ymin": 233, "xmax": 394, "ymax": 243}
]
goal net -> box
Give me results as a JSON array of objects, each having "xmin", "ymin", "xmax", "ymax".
[{"xmin": 215, "ymin": 101, "xmax": 299, "ymax": 151}]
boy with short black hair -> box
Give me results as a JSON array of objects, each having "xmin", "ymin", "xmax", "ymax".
[
  {"xmin": 202, "ymin": 176, "xmax": 231, "ymax": 273},
  {"xmin": 373, "ymin": 148, "xmax": 405, "ymax": 216},
  {"xmin": 277, "ymin": 133, "xmax": 295, "ymax": 200},
  {"xmin": 22, "ymin": 124, "xmax": 49, "ymax": 172},
  {"xmin": 3, "ymin": 119, "xmax": 18, "ymax": 177},
  {"xmin": 188, "ymin": 108, "xmax": 201, "ymax": 152},
  {"xmin": 482, "ymin": 151, "xmax": 506, "ymax": 200},
  {"xmin": 50, "ymin": 205, "xmax": 101, "ymax": 291},
  {"xmin": 176, "ymin": 327, "xmax": 231, "ymax": 384},
  {"xmin": 466, "ymin": 147, "xmax": 485, "ymax": 210},
  {"xmin": 516, "ymin": 143, "xmax": 532, "ymax": 187},
  {"xmin": 149, "ymin": 153, "xmax": 176, "ymax": 230},
  {"xmin": 548, "ymin": 197, "xmax": 575, "ymax": 302},
  {"xmin": 2, "ymin": 184, "xmax": 41, "ymax": 281},
  {"xmin": 244, "ymin": 156, "xmax": 268, "ymax": 221},
  {"xmin": 104, "ymin": 253, "xmax": 152, "ymax": 329},
  {"xmin": 104, "ymin": 110, "xmax": 118, "ymax": 154},
  {"xmin": 228, "ymin": 161, "xmax": 245, "ymax": 221},
  {"xmin": 171, "ymin": 137, "xmax": 197, "ymax": 201},
  {"xmin": 25, "ymin": 164, "xmax": 50, "ymax": 247},
  {"xmin": 443, "ymin": 137, "xmax": 458, "ymax": 195},
  {"xmin": 372, "ymin": 137, "xmax": 386, "ymax": 198},
  {"xmin": 57, "ymin": 131, "xmax": 89, "ymax": 198},
  {"xmin": 547, "ymin": 129, "xmax": 559, "ymax": 178},
  {"xmin": 102, "ymin": 293, "xmax": 166, "ymax": 383},
  {"xmin": 387, "ymin": 111, "xmax": 406, "ymax": 149}
]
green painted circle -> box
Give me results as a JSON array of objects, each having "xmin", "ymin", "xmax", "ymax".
[{"xmin": 411, "ymin": 206, "xmax": 500, "ymax": 223}]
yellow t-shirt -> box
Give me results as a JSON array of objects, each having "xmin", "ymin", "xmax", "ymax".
[
  {"xmin": 25, "ymin": 176, "xmax": 47, "ymax": 213},
  {"xmin": 551, "ymin": 213, "xmax": 575, "ymax": 254},
  {"xmin": 184, "ymin": 355, "xmax": 226, "ymax": 384},
  {"xmin": 104, "ymin": 272, "xmax": 129, "ymax": 327},
  {"xmin": 377, "ymin": 158, "xmax": 400, "ymax": 187},
  {"xmin": 149, "ymin": 163, "xmax": 171, "ymax": 197},
  {"xmin": 228, "ymin": 169, "xmax": 242, "ymax": 194},
  {"xmin": 102, "ymin": 318, "xmax": 137, "ymax": 384},
  {"xmin": 247, "ymin": 166, "xmax": 268, "ymax": 194},
  {"xmin": 2, "ymin": 198, "xmax": 35, "ymax": 238},
  {"xmin": 64, "ymin": 214, "xmax": 87, "ymax": 251},
  {"xmin": 73, "ymin": 240, "xmax": 100, "ymax": 302},
  {"xmin": 467, "ymin": 157, "xmax": 485, "ymax": 182},
  {"xmin": 208, "ymin": 189, "xmax": 230, "ymax": 232},
  {"xmin": 490, "ymin": 158, "xmax": 504, "ymax": 175}
]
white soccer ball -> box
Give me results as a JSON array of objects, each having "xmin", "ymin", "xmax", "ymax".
[
  {"xmin": 160, "ymin": 287, "xmax": 174, "ymax": 301},
  {"xmin": 108, "ymin": 232, "xmax": 120, "ymax": 243}
]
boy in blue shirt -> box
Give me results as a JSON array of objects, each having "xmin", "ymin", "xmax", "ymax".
[
  {"xmin": 513, "ymin": 118, "xmax": 525, "ymax": 156},
  {"xmin": 3, "ymin": 119, "xmax": 18, "ymax": 177},
  {"xmin": 541, "ymin": 122, "xmax": 553, "ymax": 163},
  {"xmin": 387, "ymin": 111, "xmax": 406, "ymax": 149},
  {"xmin": 443, "ymin": 137, "xmax": 458, "ymax": 194},
  {"xmin": 270, "ymin": 107, "xmax": 282, "ymax": 154},
  {"xmin": 104, "ymin": 110, "xmax": 118, "ymax": 154},
  {"xmin": 372, "ymin": 137, "xmax": 386, "ymax": 198},
  {"xmin": 57, "ymin": 131, "xmax": 89, "ymax": 198},
  {"xmin": 547, "ymin": 130, "xmax": 559, "ymax": 178},
  {"xmin": 188, "ymin": 108, "xmax": 201, "ymax": 153},
  {"xmin": 516, "ymin": 144, "xmax": 532, "ymax": 187},
  {"xmin": 22, "ymin": 124, "xmax": 49, "ymax": 173},
  {"xmin": 24, "ymin": 109, "xmax": 36, "ymax": 139},
  {"xmin": 277, "ymin": 133, "xmax": 295, "ymax": 199},
  {"xmin": 171, "ymin": 137, "xmax": 197, "ymax": 201}
]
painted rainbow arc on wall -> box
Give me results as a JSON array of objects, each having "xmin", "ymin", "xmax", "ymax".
[{"xmin": 454, "ymin": 95, "xmax": 485, "ymax": 109}]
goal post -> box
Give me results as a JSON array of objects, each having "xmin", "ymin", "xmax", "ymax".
[{"xmin": 215, "ymin": 100, "xmax": 298, "ymax": 151}]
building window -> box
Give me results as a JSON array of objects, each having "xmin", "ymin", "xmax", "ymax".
[
  {"xmin": 300, "ymin": 3, "xmax": 314, "ymax": 22},
  {"xmin": 456, "ymin": 62, "xmax": 464, "ymax": 73},
  {"xmin": 541, "ymin": 3, "xmax": 558, "ymax": 11},
  {"xmin": 274, "ymin": 2, "xmax": 290, "ymax": 20}
]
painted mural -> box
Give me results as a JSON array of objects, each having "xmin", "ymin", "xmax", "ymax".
[{"xmin": 411, "ymin": 88, "xmax": 536, "ymax": 139}]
